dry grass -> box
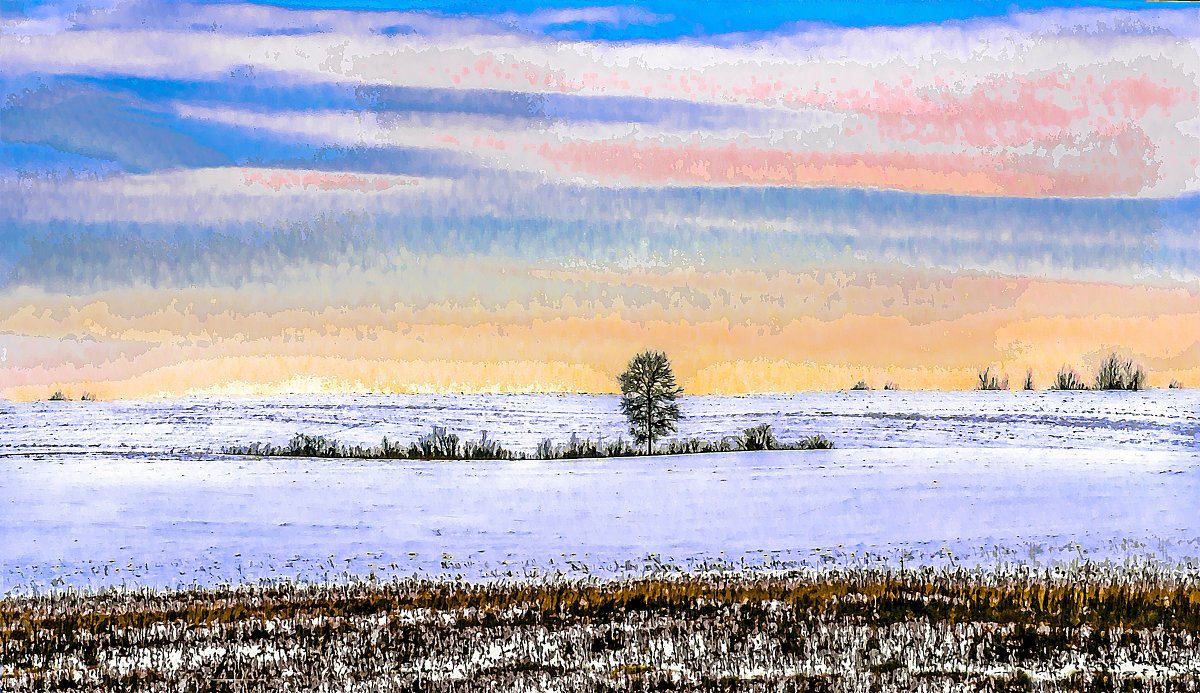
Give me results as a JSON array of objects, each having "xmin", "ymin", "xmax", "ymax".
[{"xmin": 4, "ymin": 566, "xmax": 1199, "ymax": 692}]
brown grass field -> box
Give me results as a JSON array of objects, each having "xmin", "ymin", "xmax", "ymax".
[{"xmin": 3, "ymin": 566, "xmax": 1200, "ymax": 692}]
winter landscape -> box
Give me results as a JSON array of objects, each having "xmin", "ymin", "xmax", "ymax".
[
  {"xmin": 5, "ymin": 0, "xmax": 1200, "ymax": 688},
  {"xmin": 4, "ymin": 390, "xmax": 1200, "ymax": 690},
  {"xmin": 3, "ymin": 390, "xmax": 1199, "ymax": 592}
]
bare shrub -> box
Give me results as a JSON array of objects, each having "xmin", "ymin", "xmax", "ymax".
[
  {"xmin": 462, "ymin": 431, "xmax": 519, "ymax": 460},
  {"xmin": 1052, "ymin": 367, "xmax": 1089, "ymax": 391},
  {"xmin": 739, "ymin": 423, "xmax": 779, "ymax": 451},
  {"xmin": 793, "ymin": 434, "xmax": 835, "ymax": 450},
  {"xmin": 1094, "ymin": 352, "xmax": 1146, "ymax": 391},
  {"xmin": 976, "ymin": 366, "xmax": 1009, "ymax": 391}
]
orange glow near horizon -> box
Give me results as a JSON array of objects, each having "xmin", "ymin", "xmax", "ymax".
[{"xmin": 3, "ymin": 266, "xmax": 1198, "ymax": 401}]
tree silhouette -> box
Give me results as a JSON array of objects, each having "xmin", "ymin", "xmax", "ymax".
[{"xmin": 618, "ymin": 350, "xmax": 683, "ymax": 455}]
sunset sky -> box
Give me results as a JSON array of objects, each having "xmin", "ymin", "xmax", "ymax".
[{"xmin": 1, "ymin": 0, "xmax": 1198, "ymax": 399}]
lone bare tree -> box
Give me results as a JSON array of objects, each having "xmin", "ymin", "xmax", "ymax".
[{"xmin": 618, "ymin": 350, "xmax": 683, "ymax": 455}]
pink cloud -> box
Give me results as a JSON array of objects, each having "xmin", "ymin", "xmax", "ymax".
[
  {"xmin": 14, "ymin": 6, "xmax": 1190, "ymax": 198},
  {"xmin": 535, "ymin": 132, "xmax": 1160, "ymax": 197}
]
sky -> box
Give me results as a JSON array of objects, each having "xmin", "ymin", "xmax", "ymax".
[{"xmin": 1, "ymin": 0, "xmax": 1198, "ymax": 399}]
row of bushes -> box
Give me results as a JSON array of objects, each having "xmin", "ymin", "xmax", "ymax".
[
  {"xmin": 224, "ymin": 428, "xmax": 525, "ymax": 461},
  {"xmin": 1092, "ymin": 353, "xmax": 1146, "ymax": 390},
  {"xmin": 974, "ymin": 353, "xmax": 1183, "ymax": 392},
  {"xmin": 1051, "ymin": 353, "xmax": 1146, "ymax": 391},
  {"xmin": 222, "ymin": 424, "xmax": 834, "ymax": 460}
]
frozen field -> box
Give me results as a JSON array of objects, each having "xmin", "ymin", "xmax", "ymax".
[
  {"xmin": 3, "ymin": 390, "xmax": 1197, "ymax": 454},
  {"xmin": 1, "ymin": 392, "xmax": 1198, "ymax": 592}
]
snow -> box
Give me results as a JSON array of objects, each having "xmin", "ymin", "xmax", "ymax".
[{"xmin": 1, "ymin": 392, "xmax": 1197, "ymax": 592}]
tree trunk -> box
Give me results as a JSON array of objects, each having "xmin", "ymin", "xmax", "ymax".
[{"xmin": 645, "ymin": 379, "xmax": 653, "ymax": 456}]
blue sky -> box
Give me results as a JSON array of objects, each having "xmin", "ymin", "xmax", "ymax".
[
  {"xmin": 183, "ymin": 0, "xmax": 1176, "ymax": 32},
  {"xmin": 1, "ymin": 0, "xmax": 1198, "ymax": 398},
  {"xmin": 5, "ymin": 0, "xmax": 1197, "ymax": 279}
]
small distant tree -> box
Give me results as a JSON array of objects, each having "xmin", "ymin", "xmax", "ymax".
[{"xmin": 618, "ymin": 350, "xmax": 683, "ymax": 456}]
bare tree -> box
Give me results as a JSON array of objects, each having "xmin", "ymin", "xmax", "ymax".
[{"xmin": 618, "ymin": 350, "xmax": 683, "ymax": 455}]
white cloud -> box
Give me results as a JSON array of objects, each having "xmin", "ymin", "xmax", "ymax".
[
  {"xmin": 4, "ymin": 167, "xmax": 452, "ymax": 223},
  {"xmin": 2, "ymin": 3, "xmax": 1195, "ymax": 198}
]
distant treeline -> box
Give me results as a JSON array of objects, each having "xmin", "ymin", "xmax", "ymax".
[
  {"xmin": 221, "ymin": 424, "xmax": 833, "ymax": 460},
  {"xmin": 969, "ymin": 352, "xmax": 1183, "ymax": 392}
]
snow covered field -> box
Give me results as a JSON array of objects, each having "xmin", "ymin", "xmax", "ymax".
[{"xmin": 1, "ymin": 392, "xmax": 1197, "ymax": 592}]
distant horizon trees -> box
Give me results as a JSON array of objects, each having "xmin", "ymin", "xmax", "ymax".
[{"xmin": 974, "ymin": 352, "xmax": 1155, "ymax": 392}]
